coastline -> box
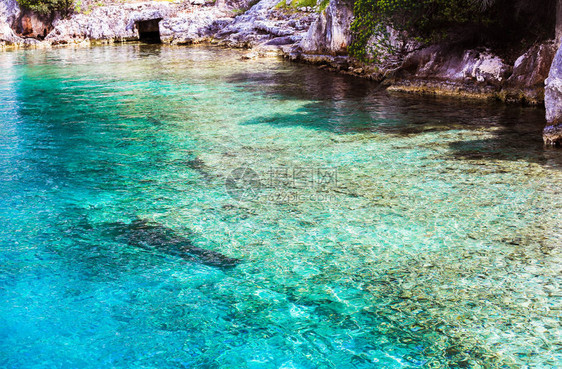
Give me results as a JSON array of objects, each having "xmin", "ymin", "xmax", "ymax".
[{"xmin": 2, "ymin": 0, "xmax": 562, "ymax": 144}]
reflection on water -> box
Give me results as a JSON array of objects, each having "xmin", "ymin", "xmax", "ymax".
[{"xmin": 0, "ymin": 44, "xmax": 561, "ymax": 368}]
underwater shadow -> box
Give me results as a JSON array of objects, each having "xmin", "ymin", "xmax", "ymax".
[
  {"xmin": 227, "ymin": 64, "xmax": 562, "ymax": 166},
  {"xmin": 447, "ymin": 106, "xmax": 562, "ymax": 167},
  {"xmin": 227, "ymin": 63, "xmax": 545, "ymax": 133}
]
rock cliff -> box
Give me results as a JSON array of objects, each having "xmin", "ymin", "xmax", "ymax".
[
  {"xmin": 299, "ymin": 0, "xmax": 352, "ymax": 56},
  {"xmin": 0, "ymin": 0, "xmax": 22, "ymax": 46},
  {"xmin": 544, "ymin": 44, "xmax": 562, "ymax": 146},
  {"xmin": 46, "ymin": 2, "xmax": 192, "ymax": 45},
  {"xmin": 543, "ymin": 0, "xmax": 562, "ymax": 146},
  {"xmin": 0, "ymin": 0, "xmax": 315, "ymax": 52}
]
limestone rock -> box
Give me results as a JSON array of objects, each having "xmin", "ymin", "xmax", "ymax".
[
  {"xmin": 2, "ymin": 0, "xmax": 313, "ymax": 50},
  {"xmin": 216, "ymin": 0, "xmax": 314, "ymax": 48},
  {"xmin": 402, "ymin": 46, "xmax": 510, "ymax": 85},
  {"xmin": 15, "ymin": 9, "xmax": 55, "ymax": 39},
  {"xmin": 299, "ymin": 0, "xmax": 352, "ymax": 55},
  {"xmin": 511, "ymin": 42, "xmax": 557, "ymax": 87},
  {"xmin": 500, "ymin": 42, "xmax": 557, "ymax": 104},
  {"xmin": 46, "ymin": 2, "xmax": 179, "ymax": 44},
  {"xmin": 544, "ymin": 42, "xmax": 562, "ymax": 146},
  {"xmin": 216, "ymin": 0, "xmax": 283, "ymax": 42},
  {"xmin": 380, "ymin": 46, "xmax": 513, "ymax": 99},
  {"xmin": 0, "ymin": 0, "xmax": 22, "ymax": 47},
  {"xmin": 21, "ymin": 14, "xmax": 32, "ymax": 35},
  {"xmin": 160, "ymin": 9, "xmax": 229, "ymax": 44}
]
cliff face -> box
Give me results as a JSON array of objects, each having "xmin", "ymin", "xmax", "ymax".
[
  {"xmin": 45, "ymin": 2, "xmax": 185, "ymax": 44},
  {"xmin": 287, "ymin": 0, "xmax": 556, "ymax": 108},
  {"xmin": 0, "ymin": 0, "xmax": 316, "ymax": 50},
  {"xmin": 543, "ymin": 0, "xmax": 562, "ymax": 146},
  {"xmin": 0, "ymin": 0, "xmax": 22, "ymax": 46},
  {"xmin": 545, "ymin": 44, "xmax": 562, "ymax": 146},
  {"xmin": 299, "ymin": 0, "xmax": 352, "ymax": 56}
]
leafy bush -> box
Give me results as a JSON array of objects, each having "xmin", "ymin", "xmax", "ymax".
[{"xmin": 17, "ymin": 0, "xmax": 74, "ymax": 16}]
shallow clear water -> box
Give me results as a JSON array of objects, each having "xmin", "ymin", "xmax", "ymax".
[{"xmin": 0, "ymin": 44, "xmax": 561, "ymax": 368}]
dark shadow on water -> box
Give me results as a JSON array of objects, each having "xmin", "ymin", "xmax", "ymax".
[
  {"xmin": 226, "ymin": 61, "xmax": 562, "ymax": 167},
  {"xmin": 225, "ymin": 63, "xmax": 383, "ymax": 101},
  {"xmin": 446, "ymin": 106, "xmax": 562, "ymax": 167}
]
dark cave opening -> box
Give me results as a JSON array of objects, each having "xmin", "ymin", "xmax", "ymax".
[{"xmin": 136, "ymin": 19, "xmax": 162, "ymax": 43}]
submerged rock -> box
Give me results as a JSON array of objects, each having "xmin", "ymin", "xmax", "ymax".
[
  {"xmin": 105, "ymin": 218, "xmax": 241, "ymax": 269},
  {"xmin": 545, "ymin": 41, "xmax": 562, "ymax": 146}
]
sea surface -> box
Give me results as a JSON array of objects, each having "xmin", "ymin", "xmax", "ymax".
[{"xmin": 0, "ymin": 44, "xmax": 560, "ymax": 368}]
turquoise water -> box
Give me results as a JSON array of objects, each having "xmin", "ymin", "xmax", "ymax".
[{"xmin": 0, "ymin": 44, "xmax": 561, "ymax": 368}]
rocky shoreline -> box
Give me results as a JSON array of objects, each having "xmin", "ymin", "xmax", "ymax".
[{"xmin": 2, "ymin": 0, "xmax": 562, "ymax": 145}]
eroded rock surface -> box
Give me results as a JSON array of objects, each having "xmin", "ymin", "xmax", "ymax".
[
  {"xmin": 46, "ymin": 2, "xmax": 181, "ymax": 44},
  {"xmin": 545, "ymin": 42, "xmax": 562, "ymax": 146},
  {"xmin": 503, "ymin": 41, "xmax": 557, "ymax": 104},
  {"xmin": 160, "ymin": 8, "xmax": 230, "ymax": 45},
  {"xmin": 399, "ymin": 46, "xmax": 510, "ymax": 86},
  {"xmin": 299, "ymin": 0, "xmax": 352, "ymax": 55},
  {"xmin": 0, "ymin": 0, "xmax": 22, "ymax": 47},
  {"xmin": 216, "ymin": 0, "xmax": 314, "ymax": 50},
  {"xmin": 2, "ymin": 0, "xmax": 315, "ymax": 53}
]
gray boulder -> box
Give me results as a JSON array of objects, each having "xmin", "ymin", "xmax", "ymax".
[{"xmin": 402, "ymin": 46, "xmax": 511, "ymax": 84}]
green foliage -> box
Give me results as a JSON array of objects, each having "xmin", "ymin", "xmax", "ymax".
[
  {"xmin": 317, "ymin": 0, "xmax": 329, "ymax": 11},
  {"xmin": 274, "ymin": 0, "xmax": 286, "ymax": 9},
  {"xmin": 349, "ymin": 0, "xmax": 556, "ymax": 62},
  {"xmin": 17, "ymin": 0, "xmax": 74, "ymax": 15},
  {"xmin": 294, "ymin": 0, "xmax": 317, "ymax": 7},
  {"xmin": 350, "ymin": 0, "xmax": 487, "ymax": 61},
  {"xmin": 276, "ymin": 0, "xmax": 320, "ymax": 11}
]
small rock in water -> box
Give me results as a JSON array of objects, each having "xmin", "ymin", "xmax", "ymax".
[
  {"xmin": 241, "ymin": 52, "xmax": 258, "ymax": 60},
  {"xmin": 399, "ymin": 290, "xmax": 413, "ymax": 299}
]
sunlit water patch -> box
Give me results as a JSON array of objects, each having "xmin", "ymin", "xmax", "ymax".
[{"xmin": 0, "ymin": 45, "xmax": 561, "ymax": 368}]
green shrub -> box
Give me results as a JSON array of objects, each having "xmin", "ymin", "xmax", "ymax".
[
  {"xmin": 317, "ymin": 0, "xmax": 330, "ymax": 11},
  {"xmin": 17, "ymin": 0, "xmax": 74, "ymax": 16}
]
